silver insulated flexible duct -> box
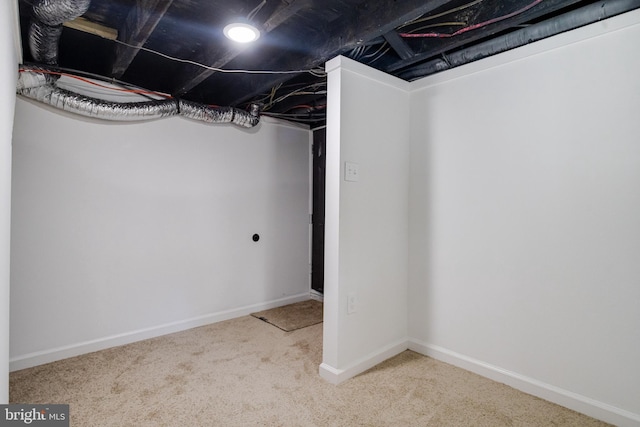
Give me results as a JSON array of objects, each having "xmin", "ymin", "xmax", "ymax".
[
  {"xmin": 19, "ymin": 84, "xmax": 179, "ymax": 121},
  {"xmin": 28, "ymin": 21, "xmax": 63, "ymax": 65},
  {"xmin": 17, "ymin": 69, "xmax": 262, "ymax": 128},
  {"xmin": 179, "ymin": 100, "xmax": 261, "ymax": 128},
  {"xmin": 28, "ymin": 0, "xmax": 90, "ymax": 65},
  {"xmin": 16, "ymin": 67, "xmax": 59, "ymax": 90},
  {"xmin": 22, "ymin": 0, "xmax": 262, "ymax": 128},
  {"xmin": 31, "ymin": 0, "xmax": 91, "ymax": 26}
]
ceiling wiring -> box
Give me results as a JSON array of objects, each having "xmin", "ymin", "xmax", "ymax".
[
  {"xmin": 20, "ymin": 63, "xmax": 324, "ymax": 124},
  {"xmin": 361, "ymin": 42, "xmax": 388, "ymax": 59},
  {"xmin": 400, "ymin": 0, "xmax": 487, "ymax": 28},
  {"xmin": 246, "ymin": 0, "xmax": 267, "ymax": 20},
  {"xmin": 19, "ymin": 0, "xmax": 605, "ymax": 128},
  {"xmin": 264, "ymin": 110, "xmax": 326, "ymax": 117},
  {"xmin": 251, "ymin": 82, "xmax": 283, "ymax": 105},
  {"xmin": 399, "ymin": 0, "xmax": 544, "ymax": 38},
  {"xmin": 360, "ymin": 42, "xmax": 390, "ymax": 64},
  {"xmin": 268, "ymin": 82, "xmax": 283, "ymax": 106},
  {"xmin": 367, "ymin": 47, "xmax": 391, "ymax": 64},
  {"xmin": 261, "ymin": 111, "xmax": 327, "ymax": 123},
  {"xmin": 262, "ymin": 81, "xmax": 327, "ymax": 111},
  {"xmin": 289, "ymin": 104, "xmax": 326, "ymax": 111},
  {"xmin": 409, "ymin": 21, "xmax": 469, "ymax": 33},
  {"xmin": 21, "ymin": 63, "xmax": 167, "ymax": 95},
  {"xmin": 111, "ymin": 38, "xmax": 326, "ymax": 76},
  {"xmin": 265, "ymin": 90, "xmax": 328, "ymax": 110},
  {"xmin": 18, "ymin": 67, "xmax": 173, "ymax": 98}
]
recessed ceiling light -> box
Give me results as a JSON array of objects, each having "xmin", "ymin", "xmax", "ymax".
[{"xmin": 223, "ymin": 22, "xmax": 261, "ymax": 43}]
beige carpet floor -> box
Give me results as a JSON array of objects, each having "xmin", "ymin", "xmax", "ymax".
[
  {"xmin": 10, "ymin": 314, "xmax": 610, "ymax": 427},
  {"xmin": 251, "ymin": 299, "xmax": 324, "ymax": 331}
]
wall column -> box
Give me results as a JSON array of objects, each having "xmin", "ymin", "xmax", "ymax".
[{"xmin": 0, "ymin": 0, "xmax": 19, "ymax": 404}]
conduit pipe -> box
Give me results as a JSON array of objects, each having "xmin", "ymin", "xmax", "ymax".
[
  {"xmin": 28, "ymin": 0, "xmax": 90, "ymax": 65},
  {"xmin": 398, "ymin": 0, "xmax": 640, "ymax": 80}
]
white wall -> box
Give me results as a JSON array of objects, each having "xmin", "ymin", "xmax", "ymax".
[
  {"xmin": 408, "ymin": 10, "xmax": 640, "ymax": 426},
  {"xmin": 0, "ymin": 0, "xmax": 19, "ymax": 404},
  {"xmin": 321, "ymin": 57, "xmax": 410, "ymax": 383},
  {"xmin": 10, "ymin": 99, "xmax": 311, "ymax": 369}
]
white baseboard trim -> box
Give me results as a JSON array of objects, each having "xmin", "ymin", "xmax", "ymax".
[
  {"xmin": 309, "ymin": 290, "xmax": 324, "ymax": 302},
  {"xmin": 319, "ymin": 338, "xmax": 408, "ymax": 385},
  {"xmin": 408, "ymin": 339, "xmax": 640, "ymax": 427},
  {"xmin": 10, "ymin": 293, "xmax": 311, "ymax": 372}
]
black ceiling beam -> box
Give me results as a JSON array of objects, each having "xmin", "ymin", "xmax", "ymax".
[
  {"xmin": 207, "ymin": 0, "xmax": 457, "ymax": 106},
  {"xmin": 383, "ymin": 31, "xmax": 415, "ymax": 61},
  {"xmin": 172, "ymin": 0, "xmax": 312, "ymax": 97},
  {"xmin": 385, "ymin": 0, "xmax": 583, "ymax": 73},
  {"xmin": 111, "ymin": 0, "xmax": 174, "ymax": 78},
  {"xmin": 261, "ymin": 0, "xmax": 312, "ymax": 33}
]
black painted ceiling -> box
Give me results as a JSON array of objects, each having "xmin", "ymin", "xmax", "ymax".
[{"xmin": 18, "ymin": 0, "xmax": 640, "ymax": 127}]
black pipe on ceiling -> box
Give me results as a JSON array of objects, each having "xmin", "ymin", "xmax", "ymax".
[{"xmin": 398, "ymin": 0, "xmax": 640, "ymax": 81}]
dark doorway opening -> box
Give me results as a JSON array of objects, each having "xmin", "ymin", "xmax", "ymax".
[{"xmin": 311, "ymin": 127, "xmax": 326, "ymax": 294}]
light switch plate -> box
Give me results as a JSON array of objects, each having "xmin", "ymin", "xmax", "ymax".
[{"xmin": 345, "ymin": 162, "xmax": 359, "ymax": 182}]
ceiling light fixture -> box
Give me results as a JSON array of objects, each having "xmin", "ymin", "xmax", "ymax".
[{"xmin": 223, "ymin": 22, "xmax": 261, "ymax": 43}]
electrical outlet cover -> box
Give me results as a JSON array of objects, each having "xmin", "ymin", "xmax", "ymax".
[{"xmin": 345, "ymin": 162, "xmax": 359, "ymax": 182}]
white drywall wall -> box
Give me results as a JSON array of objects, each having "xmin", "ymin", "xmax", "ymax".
[
  {"xmin": 408, "ymin": 10, "xmax": 640, "ymax": 425},
  {"xmin": 0, "ymin": 0, "xmax": 19, "ymax": 403},
  {"xmin": 10, "ymin": 99, "xmax": 311, "ymax": 369},
  {"xmin": 321, "ymin": 57, "xmax": 410, "ymax": 383}
]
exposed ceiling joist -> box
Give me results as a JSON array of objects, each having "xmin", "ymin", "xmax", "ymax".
[
  {"xmin": 383, "ymin": 31, "xmax": 414, "ymax": 61},
  {"xmin": 63, "ymin": 17, "xmax": 118, "ymax": 40},
  {"xmin": 111, "ymin": 0, "xmax": 175, "ymax": 78},
  {"xmin": 262, "ymin": 0, "xmax": 311, "ymax": 32}
]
